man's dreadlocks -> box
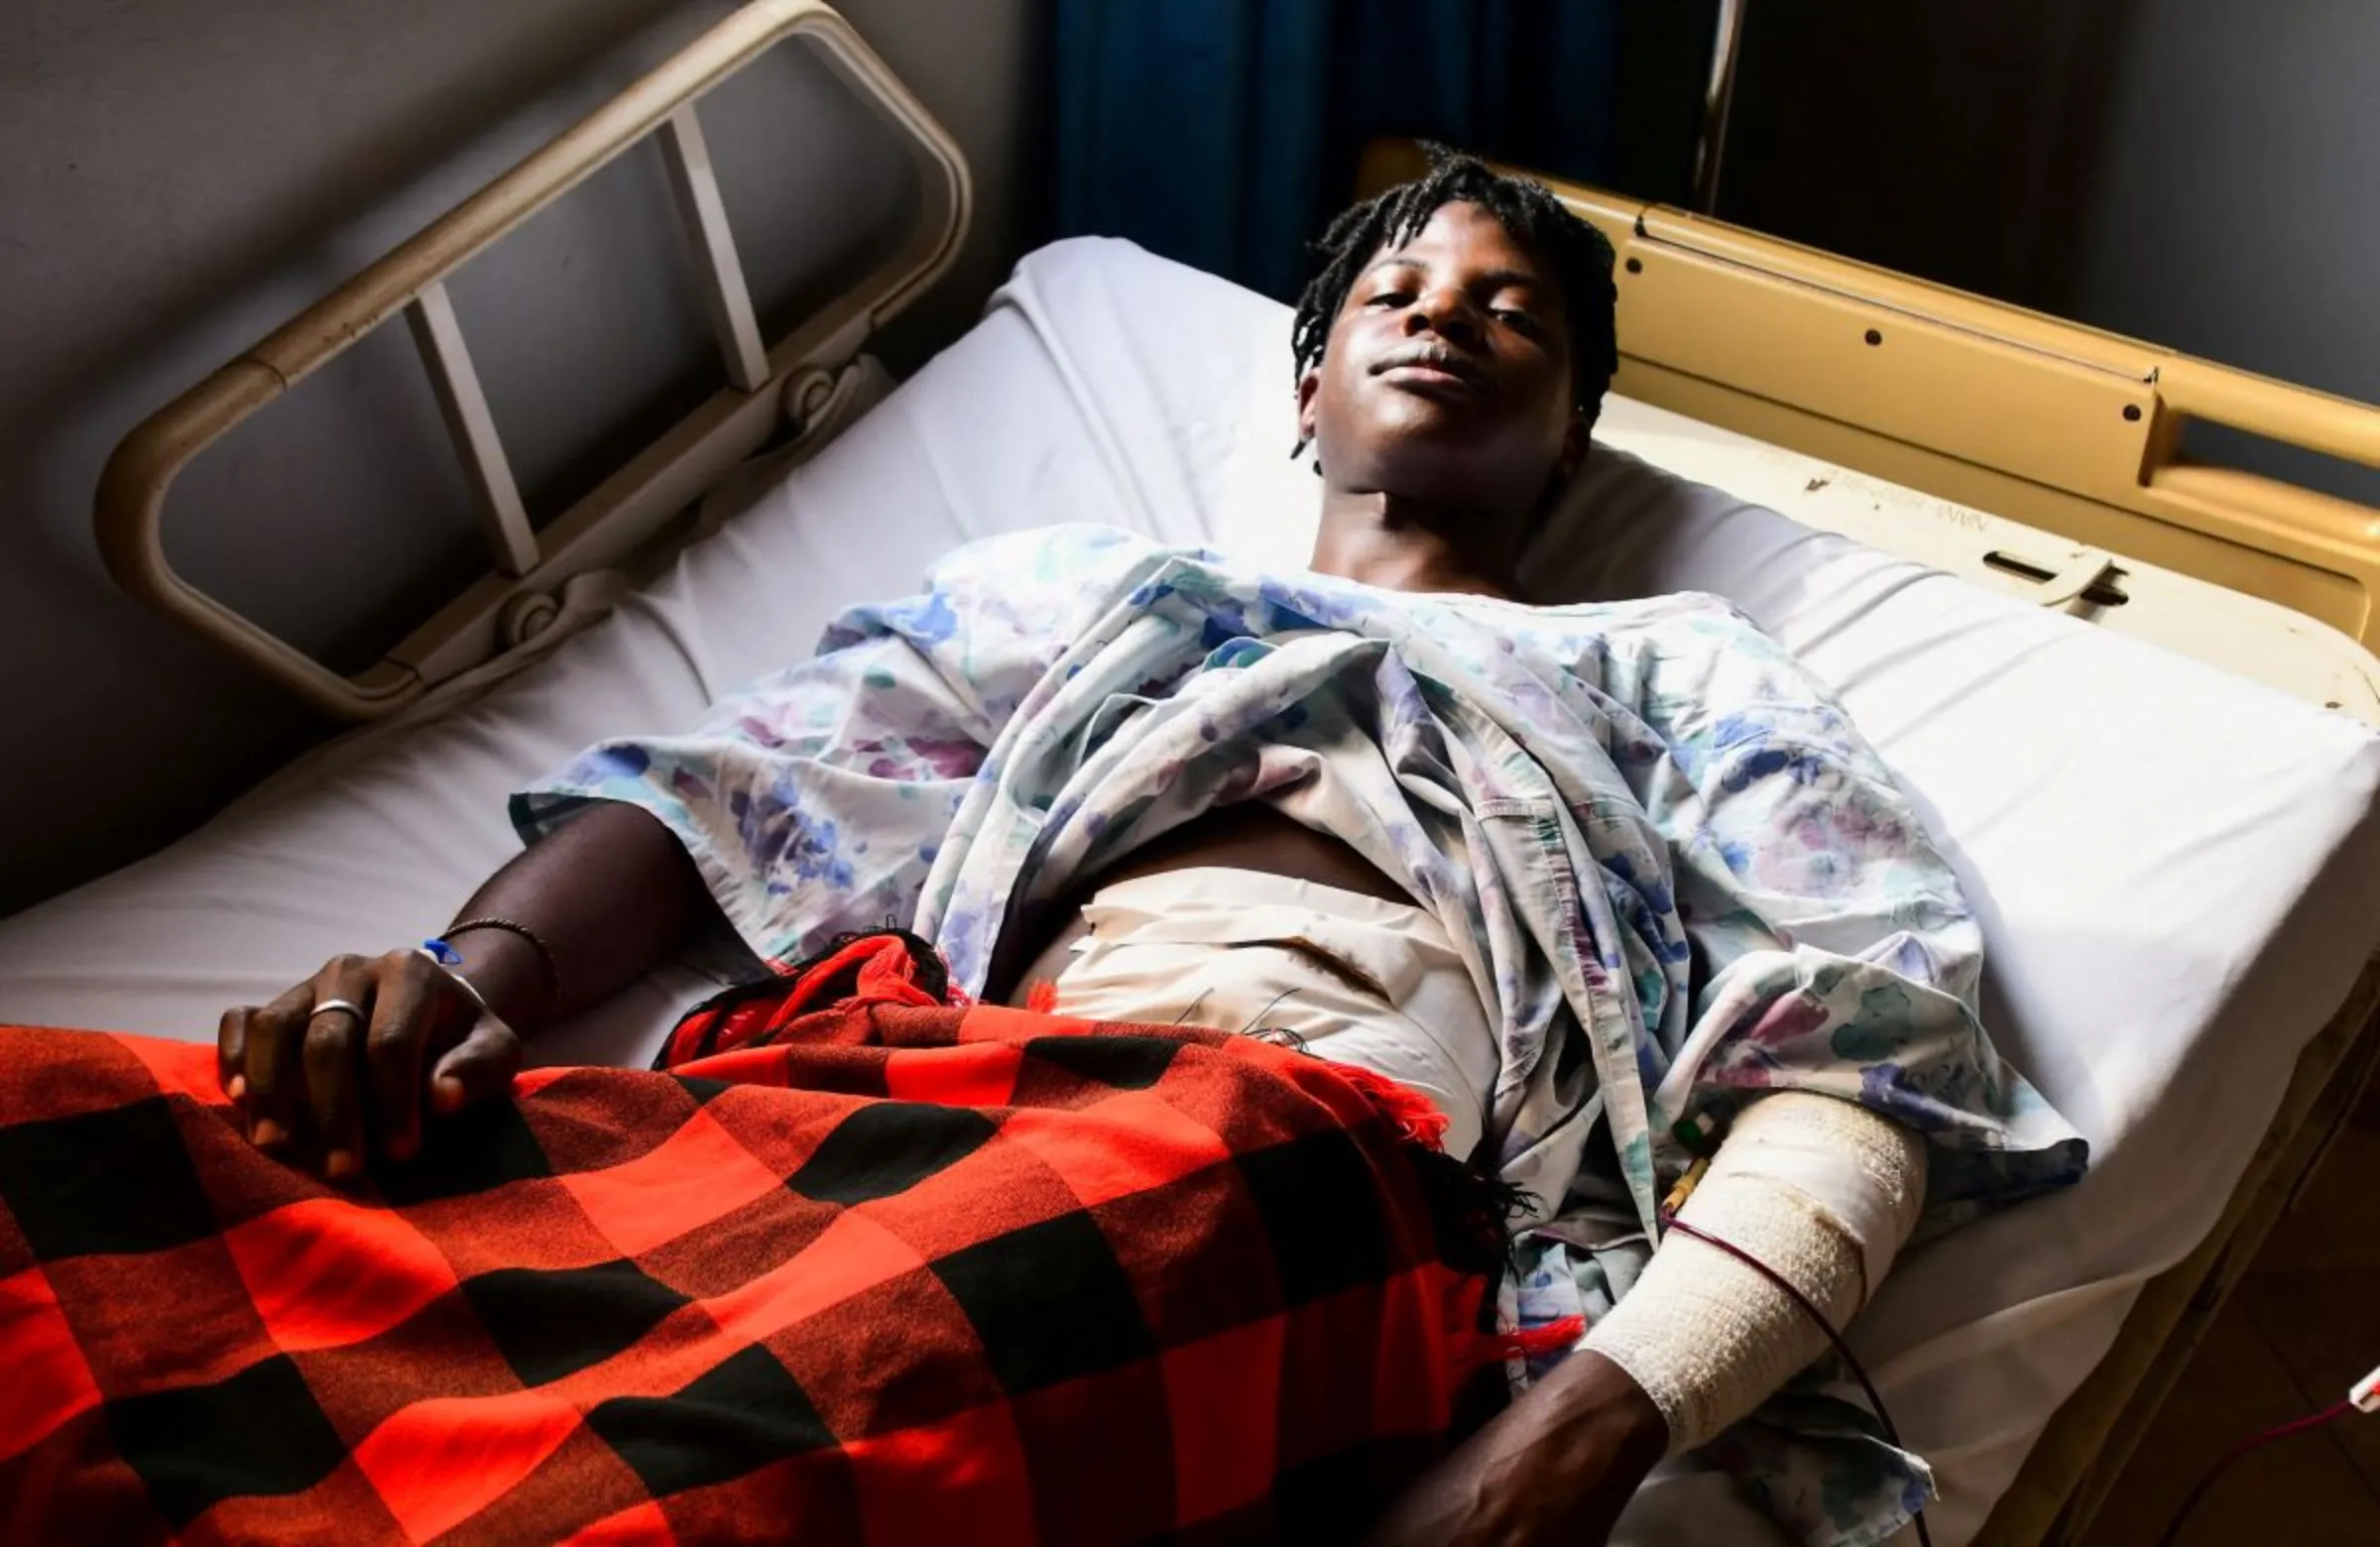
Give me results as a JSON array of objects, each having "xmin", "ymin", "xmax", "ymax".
[{"xmin": 1290, "ymin": 145, "xmax": 1618, "ymax": 457}]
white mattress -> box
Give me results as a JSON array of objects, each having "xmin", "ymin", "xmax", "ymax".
[{"xmin": 6, "ymin": 237, "xmax": 2379, "ymax": 1545}]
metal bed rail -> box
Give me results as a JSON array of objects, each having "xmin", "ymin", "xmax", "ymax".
[
  {"xmin": 94, "ymin": 0, "xmax": 970, "ymax": 720},
  {"xmin": 1360, "ymin": 138, "xmax": 2380, "ymax": 661}
]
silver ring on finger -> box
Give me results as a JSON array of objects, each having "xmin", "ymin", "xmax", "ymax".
[{"xmin": 310, "ymin": 997, "xmax": 367, "ymax": 1021}]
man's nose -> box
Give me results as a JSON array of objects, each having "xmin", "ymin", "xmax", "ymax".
[{"xmin": 1403, "ymin": 287, "xmax": 1485, "ymax": 348}]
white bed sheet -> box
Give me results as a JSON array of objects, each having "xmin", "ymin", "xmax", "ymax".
[{"xmin": 5, "ymin": 237, "xmax": 2378, "ymax": 1545}]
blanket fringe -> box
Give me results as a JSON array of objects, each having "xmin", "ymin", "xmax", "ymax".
[
  {"xmin": 1451, "ymin": 1314, "xmax": 1589, "ymax": 1377},
  {"xmin": 1504, "ymin": 1315, "xmax": 1589, "ymax": 1360},
  {"xmin": 1306, "ymin": 1056, "xmax": 1548, "ymax": 1287},
  {"xmin": 1310, "ymin": 1057, "xmax": 1452, "ymax": 1149}
]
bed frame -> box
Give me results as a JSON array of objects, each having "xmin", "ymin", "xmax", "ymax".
[{"xmin": 88, "ymin": 8, "xmax": 2380, "ymax": 1543}]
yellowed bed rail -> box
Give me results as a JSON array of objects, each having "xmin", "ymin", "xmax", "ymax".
[
  {"xmin": 1361, "ymin": 140, "xmax": 2380, "ymax": 654},
  {"xmin": 96, "ymin": 1, "xmax": 970, "ymax": 720}
]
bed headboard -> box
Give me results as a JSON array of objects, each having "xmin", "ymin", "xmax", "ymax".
[
  {"xmin": 94, "ymin": 0, "xmax": 969, "ymax": 721},
  {"xmin": 1358, "ymin": 139, "xmax": 2380, "ymax": 661}
]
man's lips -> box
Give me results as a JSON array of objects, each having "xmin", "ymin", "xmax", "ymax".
[{"xmin": 1371, "ymin": 344, "xmax": 1488, "ymax": 392}]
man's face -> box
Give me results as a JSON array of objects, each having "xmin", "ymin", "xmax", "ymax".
[{"xmin": 1298, "ymin": 200, "xmax": 1584, "ymax": 516}]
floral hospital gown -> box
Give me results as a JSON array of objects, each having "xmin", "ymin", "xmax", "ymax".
[{"xmin": 515, "ymin": 523, "xmax": 2086, "ymax": 1547}]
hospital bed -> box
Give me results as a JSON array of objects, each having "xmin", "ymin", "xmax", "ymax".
[{"xmin": 6, "ymin": 5, "xmax": 2379, "ymax": 1543}]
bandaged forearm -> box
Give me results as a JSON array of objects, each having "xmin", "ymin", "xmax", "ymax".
[{"xmin": 1581, "ymin": 1092, "xmax": 1927, "ymax": 1455}]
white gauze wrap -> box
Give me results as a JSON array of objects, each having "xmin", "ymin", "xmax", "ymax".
[{"xmin": 1580, "ymin": 1091, "xmax": 1927, "ymax": 1455}]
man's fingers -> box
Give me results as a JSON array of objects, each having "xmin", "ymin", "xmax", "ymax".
[
  {"xmin": 429, "ymin": 1018, "xmax": 524, "ymax": 1115},
  {"xmin": 243, "ymin": 978, "xmax": 318, "ymax": 1149},
  {"xmin": 300, "ymin": 958, "xmax": 374, "ymax": 1181},
  {"xmin": 302, "ymin": 1015, "xmax": 367, "ymax": 1181},
  {"xmin": 217, "ymin": 1006, "xmax": 251, "ymax": 1103},
  {"xmin": 231, "ymin": 952, "xmax": 524, "ymax": 1171},
  {"xmin": 365, "ymin": 956, "xmax": 439, "ymax": 1162}
]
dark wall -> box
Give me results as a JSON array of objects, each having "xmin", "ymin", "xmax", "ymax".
[
  {"xmin": 1710, "ymin": 0, "xmax": 2134, "ymax": 313},
  {"xmin": 1606, "ymin": 0, "xmax": 1723, "ymax": 206}
]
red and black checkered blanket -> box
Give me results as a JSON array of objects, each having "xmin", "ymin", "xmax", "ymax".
[{"xmin": 1, "ymin": 932, "xmax": 1556, "ymax": 1544}]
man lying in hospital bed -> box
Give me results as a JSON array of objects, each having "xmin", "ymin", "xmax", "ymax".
[{"xmin": 184, "ymin": 151, "xmax": 2079, "ymax": 1544}]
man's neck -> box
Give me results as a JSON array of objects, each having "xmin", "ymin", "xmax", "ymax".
[{"xmin": 1308, "ymin": 488, "xmax": 1529, "ymax": 600}]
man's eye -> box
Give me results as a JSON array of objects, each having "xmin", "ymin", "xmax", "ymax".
[
  {"xmin": 1366, "ymin": 291, "xmax": 1410, "ymax": 309},
  {"xmin": 1494, "ymin": 307, "xmax": 1538, "ymax": 331}
]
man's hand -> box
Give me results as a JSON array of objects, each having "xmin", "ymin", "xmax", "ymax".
[
  {"xmin": 218, "ymin": 950, "xmax": 524, "ymax": 1182},
  {"xmin": 211, "ymin": 803, "xmax": 717, "ymax": 1183},
  {"xmin": 1368, "ymin": 1350, "xmax": 1668, "ymax": 1547}
]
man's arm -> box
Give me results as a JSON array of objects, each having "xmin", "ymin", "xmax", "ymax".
[
  {"xmin": 441, "ymin": 800, "xmax": 715, "ymax": 1030},
  {"xmin": 218, "ymin": 801, "xmax": 717, "ymax": 1180},
  {"xmin": 1367, "ymin": 1350, "xmax": 1667, "ymax": 1544},
  {"xmin": 1377, "ymin": 608, "xmax": 1967, "ymax": 1543},
  {"xmin": 222, "ymin": 528, "xmax": 1136, "ymax": 1180},
  {"xmin": 1371, "ymin": 1093, "xmax": 1928, "ymax": 1546}
]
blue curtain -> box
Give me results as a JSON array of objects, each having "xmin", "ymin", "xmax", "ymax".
[{"xmin": 1051, "ymin": 0, "xmax": 1624, "ymax": 301}]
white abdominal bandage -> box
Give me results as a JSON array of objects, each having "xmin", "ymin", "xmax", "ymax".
[
  {"xmin": 1583, "ymin": 1090, "xmax": 1928, "ymax": 1454},
  {"xmin": 1045, "ymin": 867, "xmax": 1497, "ymax": 1160}
]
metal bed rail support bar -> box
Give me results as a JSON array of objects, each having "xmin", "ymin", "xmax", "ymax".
[
  {"xmin": 659, "ymin": 103, "xmax": 773, "ymax": 395},
  {"xmin": 405, "ymin": 281, "xmax": 538, "ymax": 578}
]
